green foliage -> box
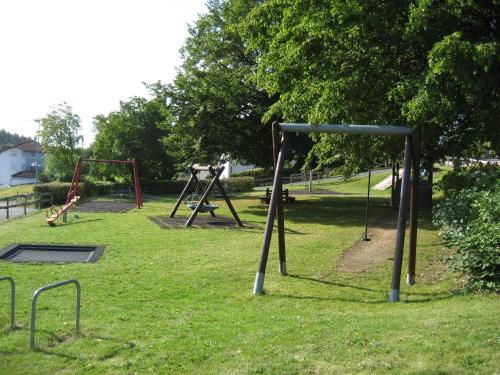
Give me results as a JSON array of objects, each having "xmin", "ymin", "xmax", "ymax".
[
  {"xmin": 243, "ymin": 0, "xmax": 499, "ymax": 170},
  {"xmin": 33, "ymin": 181, "xmax": 116, "ymax": 205},
  {"xmin": 142, "ymin": 176, "xmax": 254, "ymax": 195},
  {"xmin": 434, "ymin": 165, "xmax": 500, "ymax": 292},
  {"xmin": 232, "ymin": 167, "xmax": 270, "ymax": 179},
  {"xmin": 225, "ymin": 176, "xmax": 255, "ymax": 192},
  {"xmin": 39, "ymin": 102, "xmax": 83, "ymax": 181},
  {"xmin": 92, "ymin": 90, "xmax": 174, "ymax": 181},
  {"xmin": 33, "ymin": 181, "xmax": 84, "ymax": 205},
  {"xmin": 0, "ymin": 129, "xmax": 29, "ymax": 145},
  {"xmin": 164, "ymin": 0, "xmax": 275, "ymax": 168}
]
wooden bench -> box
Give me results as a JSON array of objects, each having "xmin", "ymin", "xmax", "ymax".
[{"xmin": 260, "ymin": 188, "xmax": 296, "ymax": 204}]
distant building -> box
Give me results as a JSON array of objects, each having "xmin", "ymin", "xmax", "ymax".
[
  {"xmin": 198, "ymin": 159, "xmax": 255, "ymax": 180},
  {"xmin": 0, "ymin": 140, "xmax": 45, "ymax": 186}
]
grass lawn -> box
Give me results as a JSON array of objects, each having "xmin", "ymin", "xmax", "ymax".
[
  {"xmin": 0, "ymin": 176, "xmax": 498, "ymax": 374},
  {"xmin": 0, "ymin": 184, "xmax": 34, "ymax": 198}
]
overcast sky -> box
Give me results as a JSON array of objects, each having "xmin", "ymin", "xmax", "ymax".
[{"xmin": 0, "ymin": 0, "xmax": 207, "ymax": 145}]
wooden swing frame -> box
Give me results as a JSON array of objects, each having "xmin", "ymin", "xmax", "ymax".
[{"xmin": 169, "ymin": 164, "xmax": 243, "ymax": 227}]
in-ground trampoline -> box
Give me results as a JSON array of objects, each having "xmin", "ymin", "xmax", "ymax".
[{"xmin": 0, "ymin": 244, "xmax": 105, "ymax": 263}]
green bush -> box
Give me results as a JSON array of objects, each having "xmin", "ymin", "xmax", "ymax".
[
  {"xmin": 141, "ymin": 180, "xmax": 188, "ymax": 195},
  {"xmin": 34, "ymin": 182, "xmax": 85, "ymax": 205},
  {"xmin": 141, "ymin": 176, "xmax": 255, "ymax": 195},
  {"xmin": 433, "ymin": 164, "xmax": 500, "ymax": 292},
  {"xmin": 224, "ymin": 176, "xmax": 255, "ymax": 192},
  {"xmin": 233, "ymin": 168, "xmax": 271, "ymax": 179}
]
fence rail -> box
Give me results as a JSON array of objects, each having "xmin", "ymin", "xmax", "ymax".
[{"xmin": 0, "ymin": 193, "xmax": 53, "ymax": 219}]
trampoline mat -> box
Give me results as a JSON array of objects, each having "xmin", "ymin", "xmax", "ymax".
[{"xmin": 0, "ymin": 244, "xmax": 104, "ymax": 263}]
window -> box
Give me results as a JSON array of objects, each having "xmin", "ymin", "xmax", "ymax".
[{"xmin": 10, "ymin": 162, "xmax": 17, "ymax": 171}]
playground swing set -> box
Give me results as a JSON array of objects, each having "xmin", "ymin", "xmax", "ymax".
[
  {"xmin": 46, "ymin": 158, "xmax": 143, "ymax": 226},
  {"xmin": 254, "ymin": 122, "xmax": 421, "ymax": 302},
  {"xmin": 169, "ymin": 164, "xmax": 243, "ymax": 227}
]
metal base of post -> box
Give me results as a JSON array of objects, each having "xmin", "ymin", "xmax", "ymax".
[
  {"xmin": 279, "ymin": 262, "xmax": 287, "ymax": 276},
  {"xmin": 253, "ymin": 272, "xmax": 265, "ymax": 295},
  {"xmin": 362, "ymin": 235, "xmax": 371, "ymax": 241},
  {"xmin": 389, "ymin": 289, "xmax": 399, "ymax": 302},
  {"xmin": 406, "ymin": 274, "xmax": 415, "ymax": 285}
]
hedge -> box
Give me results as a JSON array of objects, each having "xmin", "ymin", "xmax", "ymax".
[
  {"xmin": 433, "ymin": 164, "xmax": 500, "ymax": 292},
  {"xmin": 33, "ymin": 176, "xmax": 255, "ymax": 206},
  {"xmin": 141, "ymin": 176, "xmax": 254, "ymax": 195}
]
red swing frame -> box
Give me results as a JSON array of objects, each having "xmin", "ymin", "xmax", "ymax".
[{"xmin": 66, "ymin": 158, "xmax": 143, "ymax": 208}]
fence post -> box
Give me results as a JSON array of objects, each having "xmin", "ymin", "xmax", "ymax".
[
  {"xmin": 6, "ymin": 198, "xmax": 9, "ymax": 219},
  {"xmin": 24, "ymin": 195, "xmax": 27, "ymax": 215}
]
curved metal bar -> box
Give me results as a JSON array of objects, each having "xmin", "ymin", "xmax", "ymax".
[
  {"xmin": 0, "ymin": 276, "xmax": 15, "ymax": 330},
  {"xmin": 30, "ymin": 279, "xmax": 81, "ymax": 350}
]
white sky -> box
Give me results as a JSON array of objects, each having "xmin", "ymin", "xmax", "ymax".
[{"xmin": 0, "ymin": 0, "xmax": 207, "ymax": 146}]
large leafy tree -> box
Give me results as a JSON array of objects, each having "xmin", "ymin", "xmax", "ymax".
[
  {"xmin": 92, "ymin": 88, "xmax": 174, "ymax": 181},
  {"xmin": 164, "ymin": 0, "xmax": 276, "ymax": 169},
  {"xmin": 39, "ymin": 102, "xmax": 83, "ymax": 181},
  {"xmin": 244, "ymin": 0, "xmax": 499, "ymax": 171}
]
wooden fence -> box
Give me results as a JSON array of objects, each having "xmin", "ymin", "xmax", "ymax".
[{"xmin": 0, "ymin": 193, "xmax": 53, "ymax": 219}]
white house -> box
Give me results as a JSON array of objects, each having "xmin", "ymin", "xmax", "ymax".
[
  {"xmin": 198, "ymin": 160, "xmax": 255, "ymax": 180},
  {"xmin": 0, "ymin": 140, "xmax": 45, "ymax": 186}
]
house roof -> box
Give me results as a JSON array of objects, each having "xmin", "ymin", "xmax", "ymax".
[
  {"xmin": 11, "ymin": 170, "xmax": 36, "ymax": 178},
  {"xmin": 0, "ymin": 140, "xmax": 41, "ymax": 154}
]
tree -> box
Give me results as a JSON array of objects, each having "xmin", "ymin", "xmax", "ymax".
[
  {"xmin": 164, "ymin": 0, "xmax": 277, "ymax": 169},
  {"xmin": 39, "ymin": 102, "xmax": 82, "ymax": 181},
  {"xmin": 92, "ymin": 89, "xmax": 174, "ymax": 181},
  {"xmin": 0, "ymin": 129, "xmax": 29, "ymax": 146},
  {"xmin": 243, "ymin": 0, "xmax": 499, "ymax": 172}
]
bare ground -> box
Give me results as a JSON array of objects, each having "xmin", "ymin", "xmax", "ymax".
[{"xmin": 337, "ymin": 211, "xmax": 398, "ymax": 273}]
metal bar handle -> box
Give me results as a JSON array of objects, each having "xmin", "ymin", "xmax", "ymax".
[
  {"xmin": 30, "ymin": 279, "xmax": 81, "ymax": 350},
  {"xmin": 0, "ymin": 276, "xmax": 15, "ymax": 330}
]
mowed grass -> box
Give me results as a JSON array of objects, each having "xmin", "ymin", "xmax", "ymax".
[
  {"xmin": 0, "ymin": 184, "xmax": 34, "ymax": 198},
  {"xmin": 0, "ymin": 178, "xmax": 498, "ymax": 374}
]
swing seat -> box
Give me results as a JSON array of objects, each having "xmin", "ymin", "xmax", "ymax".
[{"xmin": 186, "ymin": 203, "xmax": 218, "ymax": 212}]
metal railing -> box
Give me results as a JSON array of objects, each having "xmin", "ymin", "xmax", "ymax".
[
  {"xmin": 30, "ymin": 279, "xmax": 81, "ymax": 350},
  {"xmin": 0, "ymin": 192, "xmax": 53, "ymax": 219},
  {"xmin": 0, "ymin": 276, "xmax": 15, "ymax": 330}
]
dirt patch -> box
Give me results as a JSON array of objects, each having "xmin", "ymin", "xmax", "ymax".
[
  {"xmin": 148, "ymin": 215, "xmax": 254, "ymax": 229},
  {"xmin": 73, "ymin": 200, "xmax": 137, "ymax": 213},
  {"xmin": 337, "ymin": 211, "xmax": 398, "ymax": 273}
]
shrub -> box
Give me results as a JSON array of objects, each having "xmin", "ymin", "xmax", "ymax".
[
  {"xmin": 433, "ymin": 164, "xmax": 500, "ymax": 292},
  {"xmin": 34, "ymin": 182, "xmax": 85, "ymax": 205},
  {"xmin": 224, "ymin": 176, "xmax": 254, "ymax": 192},
  {"xmin": 141, "ymin": 180, "xmax": 189, "ymax": 195},
  {"xmin": 233, "ymin": 168, "xmax": 272, "ymax": 179}
]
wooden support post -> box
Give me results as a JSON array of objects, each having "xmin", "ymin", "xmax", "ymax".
[
  {"xmin": 389, "ymin": 135, "xmax": 413, "ymax": 302},
  {"xmin": 213, "ymin": 169, "xmax": 243, "ymax": 226},
  {"xmin": 254, "ymin": 132, "xmax": 289, "ymax": 294},
  {"xmin": 407, "ymin": 130, "xmax": 420, "ymax": 285},
  {"xmin": 272, "ymin": 122, "xmax": 287, "ymax": 275},
  {"xmin": 185, "ymin": 167, "xmax": 224, "ymax": 227},
  {"xmin": 169, "ymin": 171, "xmax": 196, "ymax": 218}
]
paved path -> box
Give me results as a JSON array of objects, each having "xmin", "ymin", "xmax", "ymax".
[{"xmin": 0, "ymin": 206, "xmax": 37, "ymax": 220}]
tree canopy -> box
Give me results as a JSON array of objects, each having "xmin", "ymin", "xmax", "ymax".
[
  {"xmin": 0, "ymin": 129, "xmax": 29, "ymax": 146},
  {"xmin": 92, "ymin": 88, "xmax": 174, "ymax": 181},
  {"xmin": 243, "ymin": 0, "xmax": 499, "ymax": 169},
  {"xmin": 163, "ymin": 0, "xmax": 275, "ymax": 169},
  {"xmin": 39, "ymin": 102, "xmax": 82, "ymax": 181}
]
